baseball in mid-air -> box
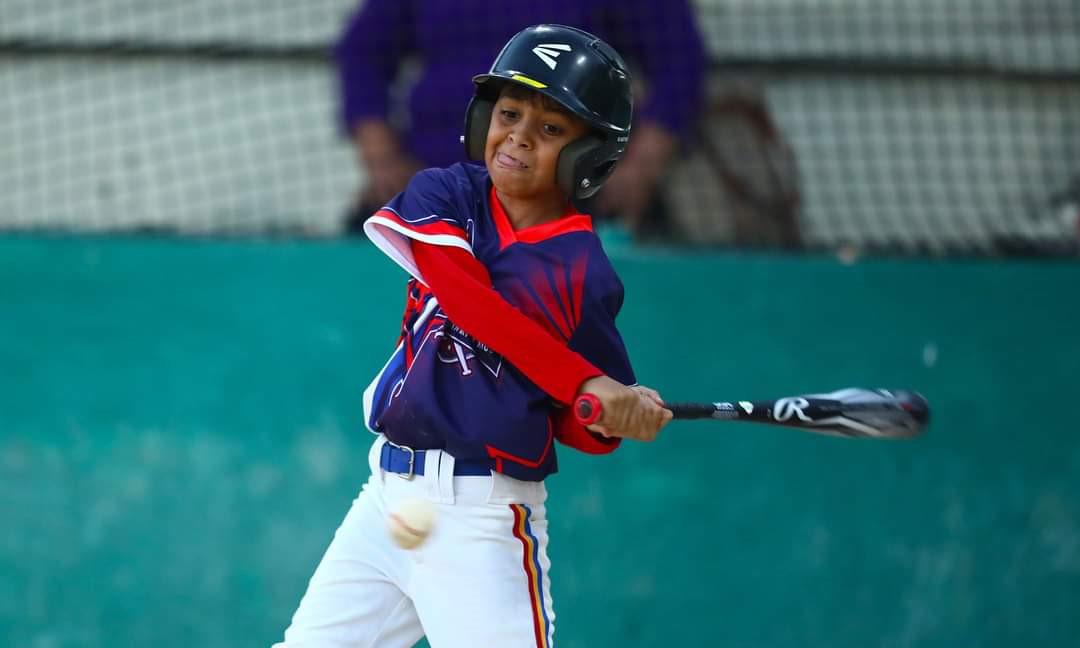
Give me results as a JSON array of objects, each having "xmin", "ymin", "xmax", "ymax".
[{"xmin": 387, "ymin": 498, "xmax": 436, "ymax": 550}]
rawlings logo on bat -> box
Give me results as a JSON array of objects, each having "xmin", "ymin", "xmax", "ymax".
[{"xmin": 773, "ymin": 397, "xmax": 814, "ymax": 423}]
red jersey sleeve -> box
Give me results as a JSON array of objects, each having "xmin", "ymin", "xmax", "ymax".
[
  {"xmin": 411, "ymin": 240, "xmax": 603, "ymax": 406},
  {"xmin": 552, "ymin": 405, "xmax": 621, "ymax": 455}
]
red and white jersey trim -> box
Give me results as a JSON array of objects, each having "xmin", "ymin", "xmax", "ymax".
[{"xmin": 364, "ymin": 207, "xmax": 473, "ymax": 283}]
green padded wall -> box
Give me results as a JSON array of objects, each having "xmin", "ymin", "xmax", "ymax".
[{"xmin": 2, "ymin": 238, "xmax": 1078, "ymax": 647}]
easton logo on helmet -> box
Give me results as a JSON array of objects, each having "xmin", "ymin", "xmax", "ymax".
[{"xmin": 532, "ymin": 43, "xmax": 571, "ymax": 70}]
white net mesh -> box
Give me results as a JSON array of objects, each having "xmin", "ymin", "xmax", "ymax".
[{"xmin": 1, "ymin": 0, "xmax": 1078, "ymax": 253}]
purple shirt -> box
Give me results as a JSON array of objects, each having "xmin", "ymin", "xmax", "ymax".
[
  {"xmin": 335, "ymin": 0, "xmax": 706, "ymax": 168},
  {"xmin": 362, "ymin": 163, "xmax": 635, "ymax": 481}
]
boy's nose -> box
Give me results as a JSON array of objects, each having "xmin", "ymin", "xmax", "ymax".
[
  {"xmin": 507, "ymin": 132, "xmax": 530, "ymax": 149},
  {"xmin": 508, "ymin": 124, "xmax": 533, "ymax": 149}
]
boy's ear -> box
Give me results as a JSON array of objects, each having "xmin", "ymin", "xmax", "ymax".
[{"xmin": 463, "ymin": 96, "xmax": 494, "ymax": 161}]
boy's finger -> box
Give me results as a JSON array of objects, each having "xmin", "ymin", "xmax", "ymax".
[
  {"xmin": 587, "ymin": 423, "xmax": 613, "ymax": 438},
  {"xmin": 634, "ymin": 386, "xmax": 664, "ymax": 404}
]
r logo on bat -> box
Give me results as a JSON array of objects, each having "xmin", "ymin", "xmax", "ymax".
[{"xmin": 773, "ymin": 397, "xmax": 813, "ymax": 423}]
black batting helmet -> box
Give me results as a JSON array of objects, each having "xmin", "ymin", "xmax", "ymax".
[{"xmin": 463, "ymin": 24, "xmax": 633, "ymax": 206}]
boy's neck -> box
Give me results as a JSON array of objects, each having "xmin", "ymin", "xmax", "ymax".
[{"xmin": 495, "ymin": 189, "xmax": 569, "ymax": 231}]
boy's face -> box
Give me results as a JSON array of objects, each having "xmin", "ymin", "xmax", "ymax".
[{"xmin": 485, "ymin": 88, "xmax": 589, "ymax": 204}]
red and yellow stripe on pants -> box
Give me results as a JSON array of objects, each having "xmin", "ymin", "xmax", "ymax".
[{"xmin": 510, "ymin": 504, "xmax": 553, "ymax": 648}]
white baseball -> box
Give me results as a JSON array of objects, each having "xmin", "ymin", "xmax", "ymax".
[{"xmin": 386, "ymin": 497, "xmax": 436, "ymax": 550}]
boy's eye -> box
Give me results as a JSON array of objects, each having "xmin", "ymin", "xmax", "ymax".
[
  {"xmin": 543, "ymin": 123, "xmax": 563, "ymax": 136},
  {"xmin": 500, "ymin": 109, "xmax": 518, "ymax": 120}
]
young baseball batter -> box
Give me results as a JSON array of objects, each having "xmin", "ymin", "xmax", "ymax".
[{"xmin": 275, "ymin": 25, "xmax": 671, "ymax": 647}]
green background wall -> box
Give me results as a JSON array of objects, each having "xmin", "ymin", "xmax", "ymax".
[{"xmin": 2, "ymin": 238, "xmax": 1078, "ymax": 647}]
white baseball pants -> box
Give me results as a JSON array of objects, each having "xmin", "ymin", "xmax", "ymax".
[{"xmin": 273, "ymin": 435, "xmax": 556, "ymax": 648}]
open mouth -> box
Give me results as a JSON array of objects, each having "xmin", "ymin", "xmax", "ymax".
[{"xmin": 496, "ymin": 152, "xmax": 528, "ymax": 170}]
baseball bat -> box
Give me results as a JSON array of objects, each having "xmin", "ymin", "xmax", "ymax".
[{"xmin": 574, "ymin": 387, "xmax": 928, "ymax": 439}]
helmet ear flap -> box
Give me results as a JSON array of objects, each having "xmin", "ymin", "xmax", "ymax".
[
  {"xmin": 556, "ymin": 136, "xmax": 601, "ymax": 201},
  {"xmin": 557, "ymin": 136, "xmax": 619, "ymax": 209},
  {"xmin": 463, "ymin": 96, "xmax": 494, "ymax": 161}
]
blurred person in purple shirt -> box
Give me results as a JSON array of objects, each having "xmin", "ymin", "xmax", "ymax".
[{"xmin": 335, "ymin": 0, "xmax": 706, "ymax": 238}]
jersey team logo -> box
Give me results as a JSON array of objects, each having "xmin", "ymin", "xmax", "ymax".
[
  {"xmin": 532, "ymin": 43, "xmax": 571, "ymax": 70},
  {"xmin": 436, "ymin": 324, "xmax": 503, "ymax": 378}
]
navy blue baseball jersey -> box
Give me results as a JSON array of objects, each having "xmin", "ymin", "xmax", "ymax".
[{"xmin": 363, "ymin": 162, "xmax": 634, "ymax": 481}]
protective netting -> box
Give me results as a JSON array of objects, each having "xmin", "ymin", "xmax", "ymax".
[{"xmin": 1, "ymin": 0, "xmax": 1078, "ymax": 253}]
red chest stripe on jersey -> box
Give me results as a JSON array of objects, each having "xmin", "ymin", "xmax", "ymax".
[
  {"xmin": 520, "ymin": 278, "xmax": 573, "ymax": 341},
  {"xmin": 513, "ymin": 254, "xmax": 588, "ymax": 342},
  {"xmin": 552, "ymin": 254, "xmax": 587, "ymax": 336},
  {"xmin": 548, "ymin": 265, "xmax": 574, "ymax": 330},
  {"xmin": 499, "ymin": 281, "xmax": 566, "ymax": 342},
  {"xmin": 489, "ymin": 186, "xmax": 593, "ymax": 250},
  {"xmin": 567, "ymin": 255, "xmax": 586, "ymax": 327}
]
